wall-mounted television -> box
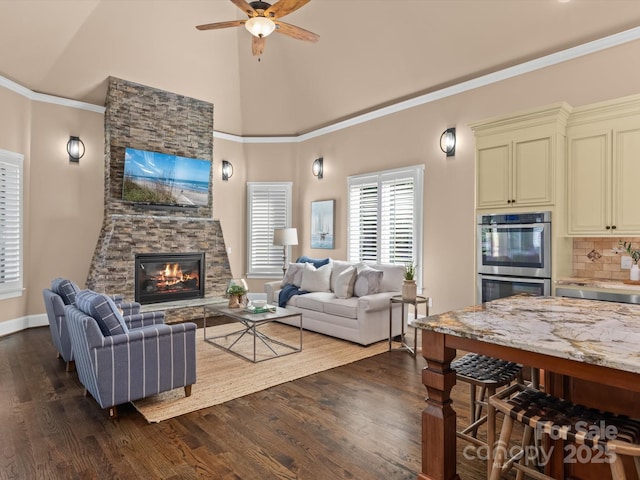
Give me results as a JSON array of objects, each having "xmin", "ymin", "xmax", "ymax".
[{"xmin": 122, "ymin": 148, "xmax": 211, "ymax": 207}]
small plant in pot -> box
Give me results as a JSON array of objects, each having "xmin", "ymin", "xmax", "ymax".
[
  {"xmin": 402, "ymin": 263, "xmax": 417, "ymax": 301},
  {"xmin": 620, "ymin": 241, "xmax": 640, "ymax": 282}
]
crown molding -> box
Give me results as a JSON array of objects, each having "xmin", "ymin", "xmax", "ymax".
[
  {"xmin": 3, "ymin": 25, "xmax": 640, "ymax": 143},
  {"xmin": 0, "ymin": 75, "xmax": 105, "ymax": 114}
]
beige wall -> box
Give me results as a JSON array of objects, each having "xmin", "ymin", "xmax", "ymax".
[
  {"xmin": 27, "ymin": 102, "xmax": 105, "ymax": 316},
  {"xmin": 3, "ymin": 38, "xmax": 640, "ymax": 325}
]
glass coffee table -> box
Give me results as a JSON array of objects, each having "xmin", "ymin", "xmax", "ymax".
[{"xmin": 204, "ymin": 304, "xmax": 302, "ymax": 362}]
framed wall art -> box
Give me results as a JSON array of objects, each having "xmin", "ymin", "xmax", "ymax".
[{"xmin": 311, "ymin": 199, "xmax": 334, "ymax": 249}]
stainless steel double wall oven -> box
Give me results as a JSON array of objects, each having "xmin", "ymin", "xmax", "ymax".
[{"xmin": 477, "ymin": 211, "xmax": 552, "ymax": 304}]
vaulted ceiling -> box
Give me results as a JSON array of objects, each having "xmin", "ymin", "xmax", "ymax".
[{"xmin": 1, "ymin": 0, "xmax": 640, "ymax": 136}]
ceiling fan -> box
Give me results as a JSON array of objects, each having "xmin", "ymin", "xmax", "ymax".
[{"xmin": 196, "ymin": 0, "xmax": 319, "ymax": 57}]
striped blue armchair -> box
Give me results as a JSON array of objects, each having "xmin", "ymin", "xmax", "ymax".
[
  {"xmin": 42, "ymin": 278, "xmax": 158, "ymax": 371},
  {"xmin": 65, "ymin": 290, "xmax": 196, "ymax": 418}
]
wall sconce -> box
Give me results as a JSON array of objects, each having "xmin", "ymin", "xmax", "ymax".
[
  {"xmin": 67, "ymin": 136, "xmax": 85, "ymax": 162},
  {"xmin": 222, "ymin": 160, "xmax": 234, "ymax": 181},
  {"xmin": 440, "ymin": 128, "xmax": 456, "ymax": 157},
  {"xmin": 312, "ymin": 157, "xmax": 323, "ymax": 179}
]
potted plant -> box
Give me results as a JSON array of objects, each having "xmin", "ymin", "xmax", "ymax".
[
  {"xmin": 226, "ymin": 278, "xmax": 248, "ymax": 308},
  {"xmin": 620, "ymin": 241, "xmax": 640, "ymax": 281},
  {"xmin": 402, "ymin": 263, "xmax": 417, "ymax": 301}
]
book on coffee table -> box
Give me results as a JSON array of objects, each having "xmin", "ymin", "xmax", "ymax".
[{"xmin": 244, "ymin": 304, "xmax": 277, "ymax": 314}]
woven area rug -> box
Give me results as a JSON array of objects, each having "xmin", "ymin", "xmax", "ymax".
[{"xmin": 133, "ymin": 322, "xmax": 389, "ymax": 422}]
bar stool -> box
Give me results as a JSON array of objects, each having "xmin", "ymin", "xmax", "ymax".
[
  {"xmin": 489, "ymin": 383, "xmax": 640, "ymax": 480},
  {"xmin": 451, "ymin": 353, "xmax": 523, "ymax": 476}
]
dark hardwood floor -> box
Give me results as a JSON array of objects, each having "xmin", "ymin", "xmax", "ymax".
[{"xmin": 0, "ymin": 326, "xmax": 490, "ymax": 480}]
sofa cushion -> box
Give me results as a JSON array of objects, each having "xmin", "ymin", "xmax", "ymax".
[
  {"xmin": 334, "ymin": 265, "xmax": 357, "ymax": 299},
  {"xmin": 330, "ymin": 260, "xmax": 355, "ymax": 292},
  {"xmin": 295, "ymin": 292, "xmax": 335, "ymax": 313},
  {"xmin": 374, "ymin": 263, "xmax": 405, "ymax": 292},
  {"xmin": 323, "ymin": 298, "xmax": 359, "ymax": 319},
  {"xmin": 76, "ymin": 290, "xmax": 129, "ymax": 336},
  {"xmin": 354, "ymin": 264, "xmax": 383, "ymax": 297},
  {"xmin": 282, "ymin": 262, "xmax": 305, "ymax": 287},
  {"xmin": 300, "ymin": 261, "xmax": 332, "ymax": 292},
  {"xmin": 51, "ymin": 277, "xmax": 80, "ymax": 305}
]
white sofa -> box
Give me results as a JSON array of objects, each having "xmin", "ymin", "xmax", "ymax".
[{"xmin": 264, "ymin": 259, "xmax": 405, "ymax": 345}]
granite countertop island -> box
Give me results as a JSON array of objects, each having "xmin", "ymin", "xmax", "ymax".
[
  {"xmin": 411, "ymin": 294, "xmax": 640, "ymax": 480},
  {"xmin": 409, "ymin": 294, "xmax": 640, "ymax": 374}
]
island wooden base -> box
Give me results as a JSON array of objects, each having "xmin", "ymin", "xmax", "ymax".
[{"xmin": 418, "ymin": 330, "xmax": 640, "ymax": 480}]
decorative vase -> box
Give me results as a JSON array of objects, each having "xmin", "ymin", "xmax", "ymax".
[
  {"xmin": 402, "ymin": 279, "xmax": 417, "ymax": 301},
  {"xmin": 228, "ymin": 294, "xmax": 243, "ymax": 308},
  {"xmin": 226, "ymin": 278, "xmax": 248, "ymax": 308},
  {"xmin": 631, "ymin": 264, "xmax": 640, "ymax": 282}
]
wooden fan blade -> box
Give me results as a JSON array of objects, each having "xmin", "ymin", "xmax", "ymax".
[
  {"xmin": 265, "ymin": 0, "xmax": 311, "ymax": 19},
  {"xmin": 230, "ymin": 0, "xmax": 258, "ymax": 17},
  {"xmin": 274, "ymin": 20, "xmax": 319, "ymax": 42},
  {"xmin": 252, "ymin": 36, "xmax": 266, "ymax": 56},
  {"xmin": 196, "ymin": 20, "xmax": 246, "ymax": 31}
]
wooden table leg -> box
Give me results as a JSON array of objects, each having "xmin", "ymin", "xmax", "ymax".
[{"xmin": 418, "ymin": 331, "xmax": 460, "ymax": 480}]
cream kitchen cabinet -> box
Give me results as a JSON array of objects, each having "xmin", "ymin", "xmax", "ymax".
[
  {"xmin": 567, "ymin": 95, "xmax": 640, "ymax": 236},
  {"xmin": 471, "ymin": 103, "xmax": 571, "ymax": 210},
  {"xmin": 476, "ymin": 133, "xmax": 553, "ymax": 208}
]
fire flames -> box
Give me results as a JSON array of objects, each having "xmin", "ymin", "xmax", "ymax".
[{"xmin": 155, "ymin": 263, "xmax": 199, "ymax": 291}]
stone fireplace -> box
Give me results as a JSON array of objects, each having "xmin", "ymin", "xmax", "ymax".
[{"xmin": 86, "ymin": 77, "xmax": 232, "ymax": 321}]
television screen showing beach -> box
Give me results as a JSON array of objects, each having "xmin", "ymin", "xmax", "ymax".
[{"xmin": 122, "ymin": 148, "xmax": 211, "ymax": 207}]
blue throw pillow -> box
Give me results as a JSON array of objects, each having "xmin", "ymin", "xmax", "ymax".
[
  {"xmin": 51, "ymin": 277, "xmax": 80, "ymax": 305},
  {"xmin": 296, "ymin": 256, "xmax": 330, "ymax": 269},
  {"xmin": 76, "ymin": 290, "xmax": 129, "ymax": 336}
]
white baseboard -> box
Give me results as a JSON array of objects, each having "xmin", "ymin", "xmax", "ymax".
[{"xmin": 0, "ymin": 313, "xmax": 48, "ymax": 337}]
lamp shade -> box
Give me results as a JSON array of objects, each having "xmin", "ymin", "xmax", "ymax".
[{"xmin": 273, "ymin": 227, "xmax": 298, "ymax": 246}]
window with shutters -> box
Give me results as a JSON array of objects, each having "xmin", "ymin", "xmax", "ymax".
[
  {"xmin": 348, "ymin": 165, "xmax": 424, "ymax": 287},
  {"xmin": 0, "ymin": 149, "xmax": 24, "ymax": 299},
  {"xmin": 247, "ymin": 182, "xmax": 292, "ymax": 277}
]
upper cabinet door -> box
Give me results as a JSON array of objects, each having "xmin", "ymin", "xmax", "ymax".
[
  {"xmin": 476, "ymin": 142, "xmax": 511, "ymax": 209},
  {"xmin": 513, "ymin": 136, "xmax": 553, "ymax": 206},
  {"xmin": 613, "ymin": 126, "xmax": 640, "ymax": 234},
  {"xmin": 566, "ymin": 131, "xmax": 611, "ymax": 235}
]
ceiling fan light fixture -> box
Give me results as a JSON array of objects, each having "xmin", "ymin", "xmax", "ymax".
[{"xmin": 245, "ymin": 16, "xmax": 276, "ymax": 38}]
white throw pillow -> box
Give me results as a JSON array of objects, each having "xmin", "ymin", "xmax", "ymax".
[
  {"xmin": 353, "ymin": 264, "xmax": 384, "ymax": 297},
  {"xmin": 300, "ymin": 261, "xmax": 333, "ymax": 292},
  {"xmin": 282, "ymin": 263, "xmax": 305, "ymax": 287},
  {"xmin": 334, "ymin": 265, "xmax": 357, "ymax": 299}
]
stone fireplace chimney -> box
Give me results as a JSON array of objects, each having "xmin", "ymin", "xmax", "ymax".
[{"xmin": 86, "ymin": 77, "xmax": 232, "ymax": 321}]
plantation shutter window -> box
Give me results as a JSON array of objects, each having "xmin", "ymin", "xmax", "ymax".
[
  {"xmin": 0, "ymin": 150, "xmax": 24, "ymax": 298},
  {"xmin": 247, "ymin": 182, "xmax": 292, "ymax": 277},
  {"xmin": 380, "ymin": 173, "xmax": 415, "ymax": 265},
  {"xmin": 348, "ymin": 176, "xmax": 379, "ymax": 263},
  {"xmin": 347, "ymin": 165, "xmax": 424, "ymax": 289}
]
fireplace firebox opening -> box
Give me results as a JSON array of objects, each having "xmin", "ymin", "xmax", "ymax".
[{"xmin": 135, "ymin": 253, "xmax": 205, "ymax": 304}]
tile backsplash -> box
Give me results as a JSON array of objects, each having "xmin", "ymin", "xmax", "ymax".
[{"xmin": 572, "ymin": 237, "xmax": 640, "ymax": 280}]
